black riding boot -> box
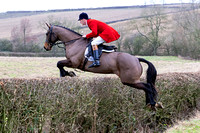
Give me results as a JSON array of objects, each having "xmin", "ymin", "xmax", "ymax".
[{"xmin": 88, "ymin": 49, "xmax": 100, "ymax": 68}]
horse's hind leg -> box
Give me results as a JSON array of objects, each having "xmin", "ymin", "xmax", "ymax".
[
  {"xmin": 123, "ymin": 82, "xmax": 156, "ymax": 107},
  {"xmin": 57, "ymin": 59, "xmax": 76, "ymax": 77}
]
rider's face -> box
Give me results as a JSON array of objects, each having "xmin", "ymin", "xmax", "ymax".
[{"xmin": 80, "ymin": 19, "xmax": 86, "ymax": 26}]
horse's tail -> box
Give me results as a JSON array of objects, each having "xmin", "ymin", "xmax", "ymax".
[
  {"xmin": 138, "ymin": 58, "xmax": 158, "ymax": 99},
  {"xmin": 138, "ymin": 58, "xmax": 157, "ymax": 85}
]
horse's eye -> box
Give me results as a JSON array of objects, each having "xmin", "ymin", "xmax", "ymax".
[{"xmin": 46, "ymin": 33, "xmax": 48, "ymax": 36}]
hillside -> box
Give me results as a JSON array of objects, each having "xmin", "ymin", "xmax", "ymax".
[{"xmin": 0, "ymin": 4, "xmax": 185, "ymax": 39}]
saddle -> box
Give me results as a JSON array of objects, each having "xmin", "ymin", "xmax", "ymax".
[
  {"xmin": 82, "ymin": 42, "xmax": 117, "ymax": 70},
  {"xmin": 86, "ymin": 43, "xmax": 117, "ymax": 61}
]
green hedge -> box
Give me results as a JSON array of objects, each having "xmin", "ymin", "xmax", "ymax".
[{"xmin": 0, "ymin": 72, "xmax": 200, "ymax": 132}]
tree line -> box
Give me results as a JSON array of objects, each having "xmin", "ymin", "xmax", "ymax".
[{"xmin": 115, "ymin": 3, "xmax": 200, "ymax": 59}]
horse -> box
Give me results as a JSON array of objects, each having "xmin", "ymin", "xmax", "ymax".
[{"xmin": 44, "ymin": 23, "xmax": 163, "ymax": 110}]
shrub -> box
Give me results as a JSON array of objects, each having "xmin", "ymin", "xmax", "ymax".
[
  {"xmin": 123, "ymin": 34, "xmax": 146, "ymax": 55},
  {"xmin": 0, "ymin": 72, "xmax": 199, "ymax": 132},
  {"xmin": 0, "ymin": 39, "xmax": 12, "ymax": 52}
]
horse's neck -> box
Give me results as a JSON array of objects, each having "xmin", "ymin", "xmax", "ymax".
[
  {"xmin": 55, "ymin": 27, "xmax": 87, "ymax": 62},
  {"xmin": 56, "ymin": 28, "xmax": 80, "ymax": 42},
  {"xmin": 65, "ymin": 39, "xmax": 87, "ymax": 58}
]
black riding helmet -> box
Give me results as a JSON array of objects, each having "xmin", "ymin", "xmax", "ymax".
[{"xmin": 78, "ymin": 12, "xmax": 89, "ymax": 21}]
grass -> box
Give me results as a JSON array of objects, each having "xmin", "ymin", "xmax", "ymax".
[
  {"xmin": 166, "ymin": 112, "xmax": 200, "ymax": 133},
  {"xmin": 0, "ymin": 56, "xmax": 199, "ymax": 79},
  {"xmin": 0, "ymin": 57, "xmax": 61, "ymax": 78},
  {"xmin": 141, "ymin": 56, "xmax": 200, "ymax": 75},
  {"xmin": 172, "ymin": 120, "xmax": 200, "ymax": 133},
  {"xmin": 141, "ymin": 56, "xmax": 184, "ymax": 61}
]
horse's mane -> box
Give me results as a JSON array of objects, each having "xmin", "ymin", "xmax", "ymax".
[{"xmin": 55, "ymin": 25, "xmax": 82, "ymax": 36}]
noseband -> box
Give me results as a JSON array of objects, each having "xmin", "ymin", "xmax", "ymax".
[
  {"xmin": 49, "ymin": 26, "xmax": 53, "ymax": 44},
  {"xmin": 48, "ymin": 26, "xmax": 57, "ymax": 48}
]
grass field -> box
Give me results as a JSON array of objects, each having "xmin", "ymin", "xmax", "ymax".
[{"xmin": 0, "ymin": 56, "xmax": 199, "ymax": 79}]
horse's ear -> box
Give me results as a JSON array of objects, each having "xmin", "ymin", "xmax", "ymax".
[{"xmin": 46, "ymin": 23, "xmax": 51, "ymax": 29}]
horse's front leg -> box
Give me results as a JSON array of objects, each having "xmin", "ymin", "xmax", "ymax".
[{"xmin": 57, "ymin": 59, "xmax": 76, "ymax": 77}]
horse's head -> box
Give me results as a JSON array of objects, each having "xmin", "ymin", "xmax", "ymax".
[{"xmin": 44, "ymin": 23, "xmax": 59, "ymax": 51}]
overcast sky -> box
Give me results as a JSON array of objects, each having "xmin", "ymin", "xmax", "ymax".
[{"xmin": 0, "ymin": 0, "xmax": 192, "ymax": 13}]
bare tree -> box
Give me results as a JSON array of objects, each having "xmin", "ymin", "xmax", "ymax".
[
  {"xmin": 171, "ymin": 2, "xmax": 200, "ymax": 58},
  {"xmin": 135, "ymin": 5, "xmax": 167, "ymax": 55},
  {"xmin": 11, "ymin": 26, "xmax": 21, "ymax": 51},
  {"xmin": 11, "ymin": 18, "xmax": 40, "ymax": 52},
  {"xmin": 114, "ymin": 26, "xmax": 125, "ymax": 52},
  {"xmin": 20, "ymin": 18, "xmax": 32, "ymax": 45}
]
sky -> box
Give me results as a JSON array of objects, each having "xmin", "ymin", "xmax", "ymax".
[{"xmin": 0, "ymin": 0, "xmax": 193, "ymax": 13}]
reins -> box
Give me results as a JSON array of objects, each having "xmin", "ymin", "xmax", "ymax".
[
  {"xmin": 51, "ymin": 37, "xmax": 82, "ymax": 50},
  {"xmin": 48, "ymin": 25, "xmax": 82, "ymax": 50}
]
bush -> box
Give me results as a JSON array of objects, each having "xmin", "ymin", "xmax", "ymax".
[
  {"xmin": 169, "ymin": 33, "xmax": 200, "ymax": 59},
  {"xmin": 13, "ymin": 43, "xmax": 42, "ymax": 53},
  {"xmin": 0, "ymin": 39, "xmax": 12, "ymax": 52},
  {"xmin": 123, "ymin": 34, "xmax": 146, "ymax": 55},
  {"xmin": 0, "ymin": 72, "xmax": 199, "ymax": 132}
]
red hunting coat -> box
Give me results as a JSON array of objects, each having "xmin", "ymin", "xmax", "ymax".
[{"xmin": 86, "ymin": 19, "xmax": 120, "ymax": 43}]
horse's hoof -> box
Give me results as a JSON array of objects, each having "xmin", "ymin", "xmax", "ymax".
[
  {"xmin": 155, "ymin": 102, "xmax": 164, "ymax": 109},
  {"xmin": 151, "ymin": 105, "xmax": 157, "ymax": 111},
  {"xmin": 60, "ymin": 73, "xmax": 66, "ymax": 77},
  {"xmin": 69, "ymin": 71, "xmax": 76, "ymax": 77},
  {"xmin": 146, "ymin": 103, "xmax": 157, "ymax": 111}
]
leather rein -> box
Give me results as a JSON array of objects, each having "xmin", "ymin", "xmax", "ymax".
[{"xmin": 48, "ymin": 26, "xmax": 82, "ymax": 50}]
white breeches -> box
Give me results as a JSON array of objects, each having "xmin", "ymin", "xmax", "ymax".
[
  {"xmin": 84, "ymin": 36, "xmax": 105, "ymax": 61},
  {"xmin": 91, "ymin": 36, "xmax": 105, "ymax": 45}
]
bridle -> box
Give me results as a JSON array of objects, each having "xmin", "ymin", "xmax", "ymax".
[{"xmin": 47, "ymin": 26, "xmax": 82, "ymax": 50}]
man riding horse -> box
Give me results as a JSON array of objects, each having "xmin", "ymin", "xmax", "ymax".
[
  {"xmin": 44, "ymin": 15, "xmax": 163, "ymax": 110},
  {"xmin": 78, "ymin": 12, "xmax": 120, "ymax": 68}
]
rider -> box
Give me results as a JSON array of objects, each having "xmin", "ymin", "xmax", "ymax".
[{"xmin": 78, "ymin": 12, "xmax": 120, "ymax": 68}]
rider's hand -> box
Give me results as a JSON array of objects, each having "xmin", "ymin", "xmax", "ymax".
[{"xmin": 82, "ymin": 35, "xmax": 86, "ymax": 38}]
